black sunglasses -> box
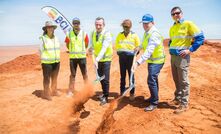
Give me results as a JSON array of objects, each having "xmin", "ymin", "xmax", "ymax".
[
  {"xmin": 171, "ymin": 12, "xmax": 181, "ymax": 16},
  {"xmin": 123, "ymin": 26, "xmax": 130, "ymax": 28},
  {"xmin": 73, "ymin": 22, "xmax": 80, "ymax": 25}
]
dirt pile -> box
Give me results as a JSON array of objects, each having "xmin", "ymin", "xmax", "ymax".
[{"xmin": 0, "ymin": 54, "xmax": 40, "ymax": 73}]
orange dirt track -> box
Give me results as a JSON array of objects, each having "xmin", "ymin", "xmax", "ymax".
[{"xmin": 0, "ymin": 40, "xmax": 221, "ymax": 134}]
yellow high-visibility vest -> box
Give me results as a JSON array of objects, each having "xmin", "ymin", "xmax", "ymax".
[
  {"xmin": 142, "ymin": 32, "xmax": 165, "ymax": 64},
  {"xmin": 68, "ymin": 30, "xmax": 86, "ymax": 59},
  {"xmin": 115, "ymin": 31, "xmax": 140, "ymax": 53},
  {"xmin": 92, "ymin": 30, "xmax": 113, "ymax": 62},
  {"xmin": 40, "ymin": 35, "xmax": 60, "ymax": 64}
]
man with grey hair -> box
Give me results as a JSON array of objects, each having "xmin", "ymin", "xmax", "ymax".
[{"xmin": 89, "ymin": 17, "xmax": 113, "ymax": 105}]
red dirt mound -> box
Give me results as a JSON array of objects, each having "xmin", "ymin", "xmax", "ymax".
[{"xmin": 0, "ymin": 54, "xmax": 40, "ymax": 73}]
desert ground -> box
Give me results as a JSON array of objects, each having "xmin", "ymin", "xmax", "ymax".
[{"xmin": 0, "ymin": 40, "xmax": 220, "ymax": 134}]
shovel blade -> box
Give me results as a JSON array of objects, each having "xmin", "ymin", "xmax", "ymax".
[
  {"xmin": 122, "ymin": 84, "xmax": 135, "ymax": 96},
  {"xmin": 93, "ymin": 75, "xmax": 105, "ymax": 84}
]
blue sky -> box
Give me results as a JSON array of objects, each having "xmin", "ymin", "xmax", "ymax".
[{"xmin": 0, "ymin": 0, "xmax": 221, "ymax": 46}]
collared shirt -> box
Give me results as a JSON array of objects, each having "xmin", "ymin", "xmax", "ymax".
[
  {"xmin": 115, "ymin": 31, "xmax": 140, "ymax": 55},
  {"xmin": 174, "ymin": 18, "xmax": 184, "ymax": 25},
  {"xmin": 137, "ymin": 25, "xmax": 162, "ymax": 65},
  {"xmin": 169, "ymin": 18, "xmax": 204, "ymax": 55}
]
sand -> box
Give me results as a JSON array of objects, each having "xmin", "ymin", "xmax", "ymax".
[{"xmin": 0, "ymin": 40, "xmax": 220, "ymax": 134}]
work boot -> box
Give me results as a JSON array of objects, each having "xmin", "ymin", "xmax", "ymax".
[
  {"xmin": 129, "ymin": 94, "xmax": 135, "ymax": 101},
  {"xmin": 100, "ymin": 96, "xmax": 108, "ymax": 106},
  {"xmin": 174, "ymin": 105, "xmax": 188, "ymax": 114}
]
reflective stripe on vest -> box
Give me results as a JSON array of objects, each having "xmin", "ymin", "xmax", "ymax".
[
  {"xmin": 40, "ymin": 35, "xmax": 60, "ymax": 64},
  {"xmin": 92, "ymin": 31, "xmax": 113, "ymax": 62},
  {"xmin": 118, "ymin": 41, "xmax": 135, "ymax": 45},
  {"xmin": 39, "ymin": 47, "xmax": 60, "ymax": 55},
  {"xmin": 68, "ymin": 30, "xmax": 86, "ymax": 59},
  {"xmin": 41, "ymin": 58, "xmax": 60, "ymax": 61},
  {"xmin": 142, "ymin": 31, "xmax": 165, "ymax": 64},
  {"xmin": 69, "ymin": 52, "xmax": 86, "ymax": 54},
  {"xmin": 149, "ymin": 56, "xmax": 165, "ymax": 61},
  {"xmin": 169, "ymin": 46, "xmax": 189, "ymax": 49},
  {"xmin": 169, "ymin": 20, "xmax": 201, "ymax": 50},
  {"xmin": 116, "ymin": 32, "xmax": 138, "ymax": 53},
  {"xmin": 171, "ymin": 35, "xmax": 193, "ymax": 39},
  {"xmin": 116, "ymin": 48, "xmax": 134, "ymax": 53},
  {"xmin": 44, "ymin": 48, "xmax": 60, "ymax": 51}
]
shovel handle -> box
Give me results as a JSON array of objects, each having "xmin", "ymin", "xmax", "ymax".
[{"xmin": 129, "ymin": 51, "xmax": 138, "ymax": 85}]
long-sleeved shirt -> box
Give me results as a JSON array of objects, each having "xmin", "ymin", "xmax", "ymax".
[
  {"xmin": 169, "ymin": 19, "xmax": 205, "ymax": 55},
  {"xmin": 137, "ymin": 26, "xmax": 162, "ymax": 65},
  {"xmin": 115, "ymin": 31, "xmax": 140, "ymax": 55}
]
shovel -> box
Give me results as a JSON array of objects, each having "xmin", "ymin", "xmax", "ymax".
[{"xmin": 92, "ymin": 54, "xmax": 105, "ymax": 83}]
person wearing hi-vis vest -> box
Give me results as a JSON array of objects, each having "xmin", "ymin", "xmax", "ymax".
[
  {"xmin": 132, "ymin": 14, "xmax": 165, "ymax": 111},
  {"xmin": 169, "ymin": 7, "xmax": 204, "ymax": 114},
  {"xmin": 39, "ymin": 21, "xmax": 60, "ymax": 101},
  {"xmin": 115, "ymin": 19, "xmax": 140, "ymax": 101},
  {"xmin": 88, "ymin": 17, "xmax": 113, "ymax": 106},
  {"xmin": 65, "ymin": 17, "xmax": 89, "ymax": 97}
]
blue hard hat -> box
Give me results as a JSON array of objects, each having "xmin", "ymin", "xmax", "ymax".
[{"xmin": 140, "ymin": 14, "xmax": 154, "ymax": 23}]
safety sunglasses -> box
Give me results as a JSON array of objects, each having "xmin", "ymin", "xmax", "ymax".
[
  {"xmin": 73, "ymin": 22, "xmax": 80, "ymax": 25},
  {"xmin": 123, "ymin": 26, "xmax": 130, "ymax": 28},
  {"xmin": 171, "ymin": 12, "xmax": 181, "ymax": 16}
]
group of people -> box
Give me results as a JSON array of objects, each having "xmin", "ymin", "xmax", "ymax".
[{"xmin": 39, "ymin": 6, "xmax": 204, "ymax": 114}]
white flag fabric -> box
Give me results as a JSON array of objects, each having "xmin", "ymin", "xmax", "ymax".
[{"xmin": 41, "ymin": 6, "xmax": 72, "ymax": 35}]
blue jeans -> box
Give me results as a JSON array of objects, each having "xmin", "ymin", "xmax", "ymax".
[{"xmin": 147, "ymin": 63, "xmax": 164, "ymax": 105}]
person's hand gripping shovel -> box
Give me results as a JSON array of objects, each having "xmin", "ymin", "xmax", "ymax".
[
  {"xmin": 92, "ymin": 54, "xmax": 105, "ymax": 84},
  {"xmin": 122, "ymin": 51, "xmax": 138, "ymax": 96}
]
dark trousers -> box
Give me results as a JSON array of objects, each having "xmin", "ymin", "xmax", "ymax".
[
  {"xmin": 118, "ymin": 53, "xmax": 135, "ymax": 95},
  {"xmin": 147, "ymin": 63, "xmax": 164, "ymax": 105},
  {"xmin": 42, "ymin": 62, "xmax": 60, "ymax": 94},
  {"xmin": 97, "ymin": 61, "xmax": 111, "ymax": 97},
  {"xmin": 69, "ymin": 58, "xmax": 88, "ymax": 91}
]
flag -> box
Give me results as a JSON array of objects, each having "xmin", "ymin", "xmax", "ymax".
[{"xmin": 41, "ymin": 6, "xmax": 72, "ymax": 35}]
